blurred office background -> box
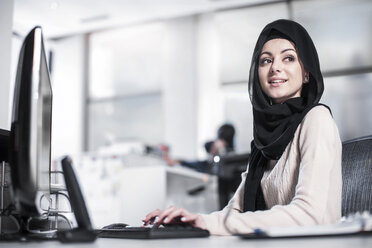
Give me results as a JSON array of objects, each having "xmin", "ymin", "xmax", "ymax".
[
  {"xmin": 1, "ymin": 0, "xmax": 372, "ymax": 226},
  {"xmin": 1, "ymin": 0, "xmax": 371, "ymax": 160}
]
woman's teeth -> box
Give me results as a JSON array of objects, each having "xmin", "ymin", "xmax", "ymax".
[{"xmin": 270, "ymin": 80, "xmax": 286, "ymax": 84}]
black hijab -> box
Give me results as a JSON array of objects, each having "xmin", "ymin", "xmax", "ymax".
[{"xmin": 243, "ymin": 19, "xmax": 325, "ymax": 212}]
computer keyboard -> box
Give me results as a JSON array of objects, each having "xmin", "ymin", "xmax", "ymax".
[{"xmin": 95, "ymin": 225, "xmax": 210, "ymax": 239}]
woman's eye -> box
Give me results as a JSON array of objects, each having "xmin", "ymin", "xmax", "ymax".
[
  {"xmin": 260, "ymin": 58, "xmax": 272, "ymax": 65},
  {"xmin": 284, "ymin": 56, "xmax": 295, "ymax": 62}
]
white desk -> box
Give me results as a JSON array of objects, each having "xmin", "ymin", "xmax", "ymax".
[{"xmin": 2, "ymin": 235, "xmax": 372, "ymax": 248}]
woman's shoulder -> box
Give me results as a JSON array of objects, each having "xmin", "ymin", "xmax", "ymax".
[
  {"xmin": 295, "ymin": 104, "xmax": 341, "ymax": 155},
  {"xmin": 303, "ymin": 104, "xmax": 333, "ymax": 124},
  {"xmin": 298, "ymin": 104, "xmax": 339, "ymax": 140}
]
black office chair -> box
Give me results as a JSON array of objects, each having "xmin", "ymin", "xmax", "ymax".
[
  {"xmin": 342, "ymin": 135, "xmax": 372, "ymax": 216},
  {"xmin": 215, "ymin": 153, "xmax": 250, "ymax": 210}
]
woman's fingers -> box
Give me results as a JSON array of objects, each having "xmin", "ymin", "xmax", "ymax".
[
  {"xmin": 179, "ymin": 212, "xmax": 198, "ymax": 223},
  {"xmin": 143, "ymin": 209, "xmax": 162, "ymax": 225},
  {"xmin": 144, "ymin": 206, "xmax": 189, "ymax": 225},
  {"xmin": 143, "ymin": 206, "xmax": 207, "ymax": 230},
  {"xmin": 143, "ymin": 206, "xmax": 177, "ymax": 225},
  {"xmin": 164, "ymin": 208, "xmax": 188, "ymax": 224},
  {"xmin": 157, "ymin": 206, "xmax": 177, "ymax": 224}
]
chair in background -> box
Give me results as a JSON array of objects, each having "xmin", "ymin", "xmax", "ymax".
[
  {"xmin": 214, "ymin": 153, "xmax": 249, "ymax": 210},
  {"xmin": 341, "ymin": 135, "xmax": 372, "ymax": 216}
]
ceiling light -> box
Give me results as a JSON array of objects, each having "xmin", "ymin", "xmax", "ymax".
[{"xmin": 50, "ymin": 1, "xmax": 60, "ymax": 10}]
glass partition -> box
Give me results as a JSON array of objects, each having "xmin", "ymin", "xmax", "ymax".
[
  {"xmin": 215, "ymin": 2, "xmax": 289, "ymax": 83},
  {"xmin": 90, "ymin": 23, "xmax": 166, "ymax": 99},
  {"xmin": 88, "ymin": 93, "xmax": 163, "ymax": 151},
  {"xmin": 293, "ymin": 0, "xmax": 372, "ymax": 72},
  {"xmin": 322, "ymin": 73, "xmax": 372, "ymax": 141},
  {"xmin": 88, "ymin": 22, "xmax": 166, "ymax": 150}
]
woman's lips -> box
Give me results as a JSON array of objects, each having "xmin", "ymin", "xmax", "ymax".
[{"xmin": 269, "ymin": 79, "xmax": 287, "ymax": 87}]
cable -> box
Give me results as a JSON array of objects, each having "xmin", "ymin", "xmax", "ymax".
[{"xmin": 222, "ymin": 199, "xmax": 241, "ymax": 235}]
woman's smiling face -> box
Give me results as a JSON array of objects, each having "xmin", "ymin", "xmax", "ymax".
[{"xmin": 258, "ymin": 38, "xmax": 309, "ymax": 104}]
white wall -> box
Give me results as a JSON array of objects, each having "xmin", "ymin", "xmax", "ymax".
[
  {"xmin": 196, "ymin": 13, "xmax": 225, "ymax": 158},
  {"xmin": 50, "ymin": 35, "xmax": 85, "ymax": 159},
  {"xmin": 0, "ymin": 0, "xmax": 14, "ymax": 130},
  {"xmin": 163, "ymin": 17, "xmax": 198, "ymax": 160},
  {"xmin": 164, "ymin": 14, "xmax": 233, "ymax": 159}
]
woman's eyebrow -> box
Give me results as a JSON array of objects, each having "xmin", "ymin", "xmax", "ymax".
[
  {"xmin": 260, "ymin": 51, "xmax": 272, "ymax": 57},
  {"xmin": 260, "ymin": 48, "xmax": 296, "ymax": 57},
  {"xmin": 281, "ymin": 48, "xmax": 296, "ymax": 54}
]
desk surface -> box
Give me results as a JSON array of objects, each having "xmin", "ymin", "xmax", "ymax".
[{"xmin": 2, "ymin": 235, "xmax": 372, "ymax": 248}]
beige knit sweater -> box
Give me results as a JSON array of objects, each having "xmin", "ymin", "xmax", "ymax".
[{"xmin": 201, "ymin": 105, "xmax": 342, "ymax": 235}]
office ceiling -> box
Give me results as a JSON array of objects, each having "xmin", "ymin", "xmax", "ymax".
[{"xmin": 14, "ymin": 0, "xmax": 279, "ymax": 39}]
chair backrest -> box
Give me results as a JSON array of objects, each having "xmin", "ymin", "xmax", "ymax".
[
  {"xmin": 342, "ymin": 135, "xmax": 372, "ymax": 216},
  {"xmin": 216, "ymin": 153, "xmax": 250, "ymax": 179}
]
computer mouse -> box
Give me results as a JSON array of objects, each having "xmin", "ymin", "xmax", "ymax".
[{"xmin": 102, "ymin": 223, "xmax": 129, "ymax": 230}]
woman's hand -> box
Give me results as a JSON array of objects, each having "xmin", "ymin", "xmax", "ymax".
[{"xmin": 143, "ymin": 206, "xmax": 207, "ymax": 230}]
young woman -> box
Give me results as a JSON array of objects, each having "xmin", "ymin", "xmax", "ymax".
[{"xmin": 143, "ymin": 19, "xmax": 342, "ymax": 235}]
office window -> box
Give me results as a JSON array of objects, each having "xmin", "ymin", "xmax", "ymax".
[
  {"xmin": 88, "ymin": 23, "xmax": 166, "ymax": 150},
  {"xmin": 322, "ymin": 73, "xmax": 372, "ymax": 141},
  {"xmin": 215, "ymin": 2, "xmax": 289, "ymax": 84},
  {"xmin": 292, "ymin": 0, "xmax": 372, "ymax": 72},
  {"xmin": 90, "ymin": 23, "xmax": 165, "ymax": 99},
  {"xmin": 88, "ymin": 94, "xmax": 163, "ymax": 151}
]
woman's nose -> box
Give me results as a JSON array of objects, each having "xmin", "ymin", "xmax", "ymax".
[{"xmin": 270, "ymin": 60, "xmax": 282, "ymax": 73}]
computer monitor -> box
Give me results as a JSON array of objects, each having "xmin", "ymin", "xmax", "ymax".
[{"xmin": 9, "ymin": 26, "xmax": 52, "ymax": 218}]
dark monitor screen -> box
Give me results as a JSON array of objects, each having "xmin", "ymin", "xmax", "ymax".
[{"xmin": 9, "ymin": 26, "xmax": 52, "ymax": 217}]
